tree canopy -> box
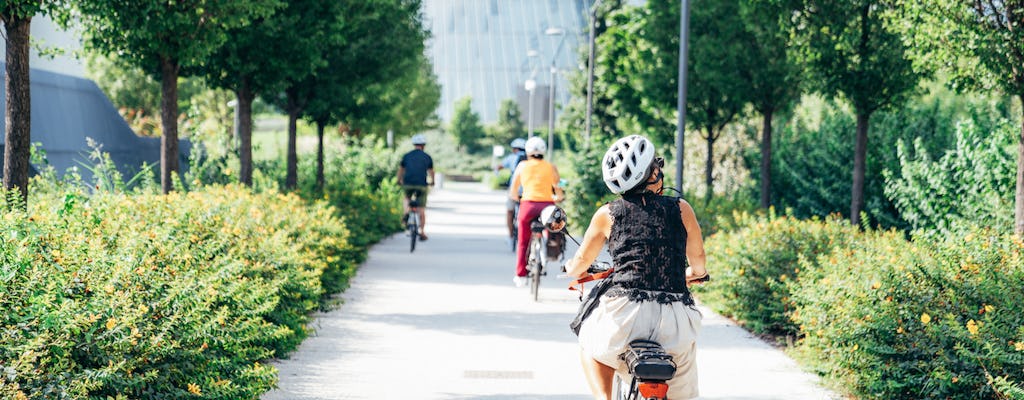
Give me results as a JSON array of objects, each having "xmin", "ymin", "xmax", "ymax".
[
  {"xmin": 73, "ymin": 0, "xmax": 281, "ymax": 193},
  {"xmin": 893, "ymin": 0, "xmax": 1024, "ymax": 234}
]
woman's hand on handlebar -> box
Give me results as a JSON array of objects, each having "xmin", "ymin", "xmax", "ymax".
[
  {"xmin": 587, "ymin": 261, "xmax": 612, "ymax": 274},
  {"xmin": 686, "ymin": 273, "xmax": 711, "ymax": 286}
]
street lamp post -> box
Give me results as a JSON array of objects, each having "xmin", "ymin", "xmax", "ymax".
[
  {"xmin": 675, "ymin": 0, "xmax": 691, "ymax": 194},
  {"xmin": 585, "ymin": 0, "xmax": 601, "ymax": 149},
  {"xmin": 544, "ymin": 27, "xmax": 566, "ymax": 161},
  {"xmin": 524, "ymin": 50, "xmax": 540, "ymax": 139},
  {"xmin": 525, "ymin": 78, "xmax": 536, "ymax": 138}
]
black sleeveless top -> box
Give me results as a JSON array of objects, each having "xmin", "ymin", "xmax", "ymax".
[{"xmin": 605, "ymin": 193, "xmax": 694, "ymax": 305}]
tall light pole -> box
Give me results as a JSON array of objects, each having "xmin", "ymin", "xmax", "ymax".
[
  {"xmin": 675, "ymin": 0, "xmax": 691, "ymax": 194},
  {"xmin": 525, "ymin": 78, "xmax": 536, "ymax": 138},
  {"xmin": 585, "ymin": 0, "xmax": 601, "ymax": 149},
  {"xmin": 545, "ymin": 27, "xmax": 566, "ymax": 161},
  {"xmin": 524, "ymin": 50, "xmax": 539, "ymax": 138}
]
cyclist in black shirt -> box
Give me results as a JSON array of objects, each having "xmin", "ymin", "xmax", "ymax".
[
  {"xmin": 565, "ymin": 135, "xmax": 708, "ymax": 399},
  {"xmin": 398, "ymin": 134, "xmax": 435, "ymax": 241}
]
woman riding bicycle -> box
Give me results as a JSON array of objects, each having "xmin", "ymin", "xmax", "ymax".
[
  {"xmin": 508, "ymin": 136, "xmax": 564, "ymax": 287},
  {"xmin": 565, "ymin": 135, "xmax": 708, "ymax": 400}
]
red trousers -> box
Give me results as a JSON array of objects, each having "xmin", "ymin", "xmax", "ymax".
[{"xmin": 515, "ymin": 200, "xmax": 554, "ymax": 277}]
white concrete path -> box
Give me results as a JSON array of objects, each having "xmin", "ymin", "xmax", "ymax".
[{"xmin": 264, "ymin": 182, "xmax": 841, "ymax": 400}]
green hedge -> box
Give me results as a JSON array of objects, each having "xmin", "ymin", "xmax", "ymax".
[
  {"xmin": 692, "ymin": 211, "xmax": 859, "ymax": 337},
  {"xmin": 694, "ymin": 213, "xmax": 1024, "ymax": 399},
  {"xmin": 792, "ymin": 227, "xmax": 1024, "ymax": 399},
  {"xmin": 0, "ymin": 185, "xmax": 355, "ymax": 399}
]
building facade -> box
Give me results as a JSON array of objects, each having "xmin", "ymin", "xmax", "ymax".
[{"xmin": 423, "ymin": 0, "xmax": 592, "ymax": 127}]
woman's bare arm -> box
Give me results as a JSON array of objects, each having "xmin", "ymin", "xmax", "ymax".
[
  {"xmin": 679, "ymin": 199, "xmax": 707, "ymax": 280},
  {"xmin": 565, "ymin": 205, "xmax": 612, "ymax": 278}
]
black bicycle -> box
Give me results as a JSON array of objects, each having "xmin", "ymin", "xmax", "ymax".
[{"xmin": 405, "ymin": 189, "xmax": 424, "ymax": 253}]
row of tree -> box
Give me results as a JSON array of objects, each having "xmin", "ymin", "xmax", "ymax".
[
  {"xmin": 2, "ymin": 0, "xmax": 438, "ymax": 202},
  {"xmin": 573, "ymin": 0, "xmax": 1024, "ymax": 234}
]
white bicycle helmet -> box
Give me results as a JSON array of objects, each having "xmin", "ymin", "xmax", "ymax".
[
  {"xmin": 525, "ymin": 136, "xmax": 546, "ymax": 156},
  {"xmin": 602, "ymin": 135, "xmax": 656, "ymax": 194},
  {"xmin": 510, "ymin": 137, "xmax": 527, "ymax": 150},
  {"xmin": 540, "ymin": 205, "xmax": 566, "ymax": 231},
  {"xmin": 411, "ymin": 134, "xmax": 427, "ymax": 145}
]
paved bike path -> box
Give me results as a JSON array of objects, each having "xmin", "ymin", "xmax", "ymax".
[{"xmin": 264, "ymin": 182, "xmax": 841, "ymax": 400}]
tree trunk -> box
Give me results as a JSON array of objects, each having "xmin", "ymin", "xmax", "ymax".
[
  {"xmin": 237, "ymin": 80, "xmax": 254, "ymax": 187},
  {"xmin": 760, "ymin": 109, "xmax": 774, "ymax": 209},
  {"xmin": 159, "ymin": 57, "xmax": 180, "ymax": 194},
  {"xmin": 285, "ymin": 91, "xmax": 298, "ymax": 190},
  {"xmin": 705, "ymin": 129, "xmax": 716, "ymax": 205},
  {"xmin": 1015, "ymin": 97, "xmax": 1024, "ymax": 236},
  {"xmin": 3, "ymin": 16, "xmax": 31, "ymax": 207},
  {"xmin": 851, "ymin": 112, "xmax": 870, "ymax": 226},
  {"xmin": 316, "ymin": 121, "xmax": 325, "ymax": 193}
]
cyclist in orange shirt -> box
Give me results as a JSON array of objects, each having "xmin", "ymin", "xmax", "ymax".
[{"xmin": 508, "ymin": 136, "xmax": 564, "ymax": 287}]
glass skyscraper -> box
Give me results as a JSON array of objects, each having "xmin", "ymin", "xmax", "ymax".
[{"xmin": 423, "ymin": 0, "xmax": 591, "ymax": 127}]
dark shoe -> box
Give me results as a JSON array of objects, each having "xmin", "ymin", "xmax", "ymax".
[{"xmin": 418, "ymin": 233, "xmax": 428, "ymax": 241}]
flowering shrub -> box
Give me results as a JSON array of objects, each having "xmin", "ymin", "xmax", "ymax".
[
  {"xmin": 791, "ymin": 227, "xmax": 1024, "ymax": 399},
  {"xmin": 0, "ymin": 184, "xmax": 353, "ymax": 399},
  {"xmin": 692, "ymin": 211, "xmax": 859, "ymax": 337}
]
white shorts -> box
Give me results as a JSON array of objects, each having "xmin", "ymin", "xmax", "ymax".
[{"xmin": 578, "ymin": 293, "xmax": 703, "ymax": 399}]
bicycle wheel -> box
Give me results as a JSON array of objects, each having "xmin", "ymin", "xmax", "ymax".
[
  {"xmin": 510, "ymin": 205, "xmax": 519, "ymax": 252},
  {"xmin": 611, "ymin": 373, "xmax": 632, "ymax": 400},
  {"xmin": 408, "ymin": 213, "xmax": 418, "ymax": 253},
  {"xmin": 528, "ymin": 236, "xmax": 542, "ymax": 301}
]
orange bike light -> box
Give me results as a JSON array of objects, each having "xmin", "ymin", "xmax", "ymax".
[{"xmin": 637, "ymin": 381, "xmax": 669, "ymax": 399}]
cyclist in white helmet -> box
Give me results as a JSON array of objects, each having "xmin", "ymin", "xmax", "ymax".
[
  {"xmin": 497, "ymin": 138, "xmax": 528, "ymax": 242},
  {"xmin": 398, "ymin": 134, "xmax": 434, "ymax": 241},
  {"xmin": 565, "ymin": 135, "xmax": 709, "ymax": 400},
  {"xmin": 508, "ymin": 136, "xmax": 564, "ymax": 287}
]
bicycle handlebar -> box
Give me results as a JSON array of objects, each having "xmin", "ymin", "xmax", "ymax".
[{"xmin": 586, "ymin": 262, "xmax": 612, "ymax": 274}]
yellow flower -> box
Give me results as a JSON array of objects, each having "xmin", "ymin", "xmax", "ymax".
[
  {"xmin": 966, "ymin": 319, "xmax": 979, "ymax": 336},
  {"xmin": 871, "ymin": 281, "xmax": 881, "ymax": 290},
  {"xmin": 1014, "ymin": 342, "xmax": 1024, "ymax": 351},
  {"xmin": 984, "ymin": 304, "xmax": 995, "ymax": 314},
  {"xmin": 897, "ymin": 326, "xmax": 905, "ymax": 334},
  {"xmin": 187, "ymin": 383, "xmax": 202, "ymax": 395},
  {"xmin": 964, "ymin": 233, "xmax": 974, "ymax": 242},
  {"xmin": 105, "ymin": 317, "xmax": 117, "ymax": 330},
  {"xmin": 921, "ymin": 313, "xmax": 931, "ymax": 325}
]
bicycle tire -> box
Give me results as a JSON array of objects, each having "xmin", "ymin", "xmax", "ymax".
[
  {"xmin": 612, "ymin": 373, "xmax": 628, "ymax": 400},
  {"xmin": 510, "ymin": 205, "xmax": 519, "ymax": 252},
  {"xmin": 408, "ymin": 213, "xmax": 418, "ymax": 253},
  {"xmin": 528, "ymin": 236, "xmax": 542, "ymax": 301}
]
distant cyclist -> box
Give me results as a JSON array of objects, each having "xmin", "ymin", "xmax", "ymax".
[
  {"xmin": 397, "ymin": 134, "xmax": 434, "ymax": 241},
  {"xmin": 565, "ymin": 135, "xmax": 709, "ymax": 399},
  {"xmin": 508, "ymin": 136, "xmax": 564, "ymax": 287},
  {"xmin": 497, "ymin": 138, "xmax": 528, "ymax": 243}
]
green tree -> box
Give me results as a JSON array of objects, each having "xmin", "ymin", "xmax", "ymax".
[
  {"xmin": 201, "ymin": 0, "xmax": 328, "ymax": 187},
  {"xmin": 790, "ymin": 0, "xmax": 923, "ymax": 225},
  {"xmin": 296, "ymin": 0, "xmax": 429, "ymax": 190},
  {"xmin": 449, "ymin": 97, "xmax": 485, "ymax": 153},
  {"xmin": 488, "ymin": 99, "xmax": 526, "ymax": 146},
  {"xmin": 739, "ymin": 0, "xmax": 803, "ymax": 209},
  {"xmin": 72, "ymin": 0, "xmax": 280, "ymax": 193},
  {"xmin": 893, "ymin": 0, "xmax": 1024, "ymax": 235},
  {"xmin": 686, "ymin": 0, "xmax": 752, "ymax": 204},
  {"xmin": 1, "ymin": 1, "xmax": 64, "ymax": 206}
]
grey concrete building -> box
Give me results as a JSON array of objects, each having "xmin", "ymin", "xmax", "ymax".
[{"xmin": 0, "ymin": 16, "xmax": 186, "ymax": 184}]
